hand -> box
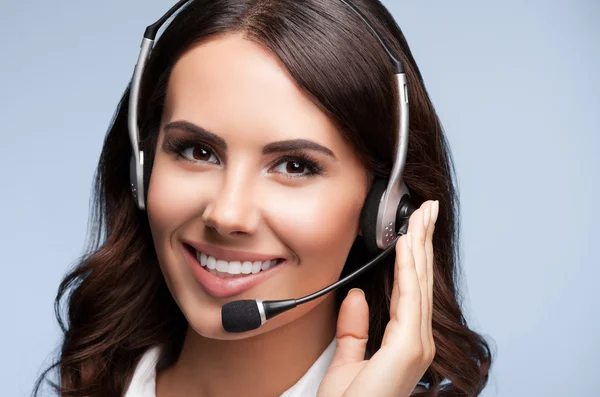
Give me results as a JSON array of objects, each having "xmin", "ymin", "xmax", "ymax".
[{"xmin": 317, "ymin": 200, "xmax": 439, "ymax": 397}]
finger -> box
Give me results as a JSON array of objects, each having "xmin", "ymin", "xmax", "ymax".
[
  {"xmin": 425, "ymin": 201, "xmax": 437, "ymax": 319},
  {"xmin": 389, "ymin": 232, "xmax": 410, "ymax": 315},
  {"xmin": 391, "ymin": 226, "xmax": 421, "ymax": 340},
  {"xmin": 390, "ymin": 206, "xmax": 422, "ymax": 315},
  {"xmin": 427, "ymin": 201, "xmax": 439, "ymax": 345},
  {"xmin": 330, "ymin": 288, "xmax": 369, "ymax": 367},
  {"xmin": 406, "ymin": 202, "xmax": 431, "ymax": 345},
  {"xmin": 390, "ymin": 203, "xmax": 423, "ymax": 317},
  {"xmin": 424, "ymin": 200, "xmax": 438, "ymax": 354}
]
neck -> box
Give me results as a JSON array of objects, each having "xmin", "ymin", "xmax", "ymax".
[{"xmin": 156, "ymin": 295, "xmax": 337, "ymax": 397}]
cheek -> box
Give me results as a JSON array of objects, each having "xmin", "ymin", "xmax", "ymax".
[
  {"xmin": 146, "ymin": 158, "xmax": 206, "ymax": 236},
  {"xmin": 284, "ymin": 197, "xmax": 358, "ymax": 245},
  {"xmin": 145, "ymin": 157, "xmax": 213, "ymax": 286},
  {"xmin": 145, "ymin": 160, "xmax": 188, "ymax": 279},
  {"xmin": 265, "ymin": 181, "xmax": 366, "ymax": 267}
]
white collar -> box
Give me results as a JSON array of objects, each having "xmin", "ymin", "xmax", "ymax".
[{"xmin": 124, "ymin": 339, "xmax": 337, "ymax": 397}]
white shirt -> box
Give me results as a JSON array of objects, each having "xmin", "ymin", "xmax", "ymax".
[{"xmin": 124, "ymin": 339, "xmax": 337, "ymax": 397}]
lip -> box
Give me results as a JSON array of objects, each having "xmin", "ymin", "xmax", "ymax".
[{"xmin": 182, "ymin": 243, "xmax": 286, "ymax": 299}]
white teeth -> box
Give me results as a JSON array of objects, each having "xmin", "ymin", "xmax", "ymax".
[
  {"xmin": 216, "ymin": 260, "xmax": 228, "ymax": 272},
  {"xmin": 261, "ymin": 260, "xmax": 271, "ymax": 271},
  {"xmin": 228, "ymin": 261, "xmax": 242, "ymax": 274},
  {"xmin": 241, "ymin": 261, "xmax": 253, "ymax": 274},
  {"xmin": 195, "ymin": 250, "xmax": 281, "ymax": 277},
  {"xmin": 206, "ymin": 256, "xmax": 217, "ymax": 270}
]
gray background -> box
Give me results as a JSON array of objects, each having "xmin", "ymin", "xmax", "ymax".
[{"xmin": 1, "ymin": 0, "xmax": 598, "ymax": 395}]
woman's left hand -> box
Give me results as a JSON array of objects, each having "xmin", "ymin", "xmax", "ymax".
[{"xmin": 317, "ymin": 199, "xmax": 439, "ymax": 397}]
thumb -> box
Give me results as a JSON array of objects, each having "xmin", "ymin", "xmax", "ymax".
[{"xmin": 330, "ymin": 288, "xmax": 369, "ymax": 367}]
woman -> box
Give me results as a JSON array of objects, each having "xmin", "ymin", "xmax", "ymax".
[{"xmin": 33, "ymin": 0, "xmax": 492, "ymax": 396}]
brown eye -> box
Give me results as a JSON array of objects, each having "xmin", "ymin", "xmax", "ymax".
[
  {"xmin": 192, "ymin": 147, "xmax": 211, "ymax": 161},
  {"xmin": 270, "ymin": 156, "xmax": 321, "ymax": 179},
  {"xmin": 181, "ymin": 145, "xmax": 219, "ymax": 164},
  {"xmin": 286, "ymin": 161, "xmax": 306, "ymax": 174}
]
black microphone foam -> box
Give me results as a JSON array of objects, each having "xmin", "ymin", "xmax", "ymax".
[{"xmin": 222, "ymin": 300, "xmax": 262, "ymax": 333}]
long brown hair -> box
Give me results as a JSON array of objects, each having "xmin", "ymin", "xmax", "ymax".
[{"xmin": 33, "ymin": 0, "xmax": 493, "ymax": 395}]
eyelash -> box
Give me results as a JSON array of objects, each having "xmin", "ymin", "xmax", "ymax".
[{"xmin": 164, "ymin": 137, "xmax": 325, "ymax": 179}]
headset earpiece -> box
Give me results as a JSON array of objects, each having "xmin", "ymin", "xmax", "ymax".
[
  {"xmin": 359, "ymin": 178, "xmax": 388, "ymax": 253},
  {"xmin": 395, "ymin": 190, "xmax": 415, "ymax": 237},
  {"xmin": 359, "ymin": 178, "xmax": 414, "ymax": 254}
]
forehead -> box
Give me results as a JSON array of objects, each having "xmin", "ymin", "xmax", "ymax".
[{"xmin": 162, "ymin": 33, "xmax": 351, "ymax": 155}]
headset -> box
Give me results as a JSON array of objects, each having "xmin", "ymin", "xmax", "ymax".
[{"xmin": 127, "ymin": 0, "xmax": 416, "ymax": 333}]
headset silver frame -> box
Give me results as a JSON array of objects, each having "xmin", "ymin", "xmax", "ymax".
[
  {"xmin": 376, "ymin": 73, "xmax": 410, "ymax": 249},
  {"xmin": 128, "ymin": 38, "xmax": 153, "ymax": 210}
]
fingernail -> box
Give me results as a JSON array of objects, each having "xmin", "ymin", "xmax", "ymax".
[
  {"xmin": 406, "ymin": 231, "xmax": 413, "ymax": 251},
  {"xmin": 423, "ymin": 202, "xmax": 431, "ymax": 228},
  {"xmin": 349, "ymin": 288, "xmax": 365, "ymax": 297},
  {"xmin": 432, "ymin": 200, "xmax": 440, "ymax": 225}
]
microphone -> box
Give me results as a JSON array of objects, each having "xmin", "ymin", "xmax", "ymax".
[{"xmin": 221, "ymin": 199, "xmax": 415, "ymax": 333}]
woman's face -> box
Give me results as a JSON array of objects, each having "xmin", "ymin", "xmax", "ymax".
[{"xmin": 147, "ymin": 33, "xmax": 369, "ymax": 339}]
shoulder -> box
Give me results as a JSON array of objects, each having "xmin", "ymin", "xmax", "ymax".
[{"xmin": 124, "ymin": 346, "xmax": 162, "ymax": 397}]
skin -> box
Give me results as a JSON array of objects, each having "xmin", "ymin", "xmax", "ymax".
[{"xmin": 146, "ymin": 32, "xmax": 437, "ymax": 397}]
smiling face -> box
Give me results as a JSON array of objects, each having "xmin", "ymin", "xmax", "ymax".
[{"xmin": 146, "ymin": 33, "xmax": 370, "ymax": 339}]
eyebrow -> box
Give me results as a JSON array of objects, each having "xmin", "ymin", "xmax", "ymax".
[
  {"xmin": 164, "ymin": 120, "xmax": 227, "ymax": 150},
  {"xmin": 163, "ymin": 120, "xmax": 337, "ymax": 160},
  {"xmin": 263, "ymin": 139, "xmax": 337, "ymax": 160}
]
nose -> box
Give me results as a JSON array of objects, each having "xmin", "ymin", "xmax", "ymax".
[{"xmin": 201, "ymin": 167, "xmax": 260, "ymax": 238}]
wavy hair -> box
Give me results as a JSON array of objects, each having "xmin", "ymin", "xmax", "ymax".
[{"xmin": 33, "ymin": 0, "xmax": 493, "ymax": 395}]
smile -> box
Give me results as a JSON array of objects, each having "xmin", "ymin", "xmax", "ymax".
[
  {"xmin": 196, "ymin": 251, "xmax": 284, "ymax": 277},
  {"xmin": 182, "ymin": 243, "xmax": 287, "ymax": 298}
]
